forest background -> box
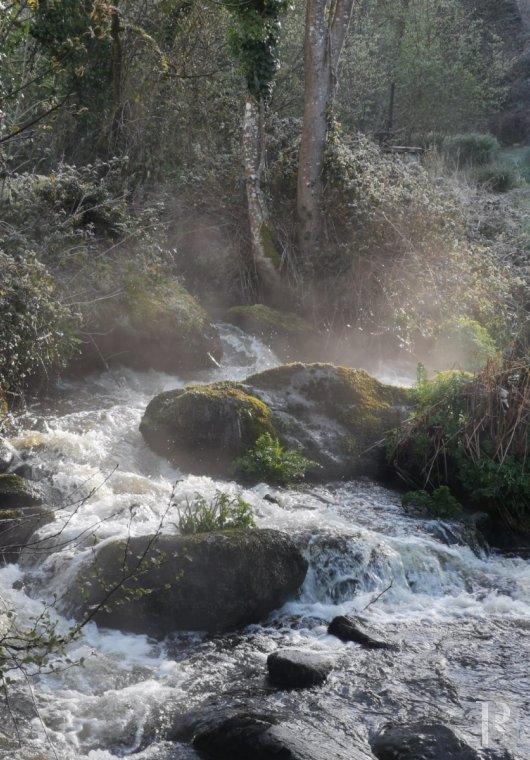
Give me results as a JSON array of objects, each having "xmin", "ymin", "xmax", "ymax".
[{"xmin": 2, "ymin": 0, "xmax": 530, "ymax": 406}]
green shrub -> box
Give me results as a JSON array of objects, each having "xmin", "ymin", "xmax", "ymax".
[
  {"xmin": 444, "ymin": 133, "xmax": 500, "ymax": 167},
  {"xmin": 434, "ymin": 317, "xmax": 498, "ymax": 372},
  {"xmin": 402, "ymin": 486, "xmax": 463, "ymax": 519},
  {"xmin": 389, "ymin": 356, "xmax": 530, "ymax": 534},
  {"xmin": 234, "ymin": 433, "xmax": 316, "ymax": 486},
  {"xmin": 474, "ymin": 163, "xmax": 519, "ymax": 193},
  {"xmin": 176, "ymin": 491, "xmax": 255, "ymax": 535}
]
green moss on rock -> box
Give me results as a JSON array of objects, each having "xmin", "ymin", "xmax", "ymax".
[
  {"xmin": 76, "ymin": 276, "xmax": 222, "ymax": 373},
  {"xmin": 140, "ymin": 381, "xmax": 276, "ymax": 475},
  {"xmin": 64, "ymin": 528, "xmax": 308, "ymax": 636},
  {"xmin": 224, "ymin": 305, "xmax": 319, "ymax": 361},
  {"xmin": 0, "ymin": 474, "xmax": 43, "ymax": 509},
  {"xmin": 246, "ymin": 363, "xmax": 412, "ymax": 478}
]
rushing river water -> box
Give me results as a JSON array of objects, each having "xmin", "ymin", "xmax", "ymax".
[{"xmin": 1, "ymin": 325, "xmax": 529, "ymax": 759}]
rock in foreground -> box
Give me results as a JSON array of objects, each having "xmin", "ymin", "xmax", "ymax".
[
  {"xmin": 180, "ymin": 709, "xmax": 374, "ymax": 760},
  {"xmin": 64, "ymin": 529, "xmax": 308, "ymax": 637},
  {"xmin": 267, "ymin": 649, "xmax": 333, "ymax": 689},
  {"xmin": 371, "ymin": 723, "xmax": 481, "ymax": 760}
]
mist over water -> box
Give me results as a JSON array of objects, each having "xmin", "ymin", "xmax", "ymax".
[{"xmin": 1, "ymin": 325, "xmax": 529, "ymax": 759}]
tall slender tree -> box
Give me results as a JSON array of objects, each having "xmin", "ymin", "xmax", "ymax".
[{"xmin": 296, "ymin": 0, "xmax": 356, "ymax": 264}]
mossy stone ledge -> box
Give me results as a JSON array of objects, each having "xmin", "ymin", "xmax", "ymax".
[
  {"xmin": 74, "ymin": 277, "xmax": 222, "ymax": 374},
  {"xmin": 223, "ymin": 304, "xmax": 321, "ymax": 361},
  {"xmin": 139, "ymin": 381, "xmax": 276, "ymax": 476}
]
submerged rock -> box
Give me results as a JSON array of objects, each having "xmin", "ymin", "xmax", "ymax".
[
  {"xmin": 0, "ymin": 474, "xmax": 42, "ymax": 508},
  {"xmin": 371, "ymin": 723, "xmax": 480, "ymax": 759},
  {"xmin": 267, "ymin": 649, "xmax": 333, "ymax": 689},
  {"xmin": 0, "ymin": 474, "xmax": 51, "ymax": 564},
  {"xmin": 64, "ymin": 529, "xmax": 308, "ymax": 637},
  {"xmin": 177, "ymin": 708, "xmax": 374, "ymax": 760},
  {"xmin": 327, "ymin": 616, "xmax": 393, "ymax": 649},
  {"xmin": 140, "ymin": 363, "xmax": 411, "ymax": 481},
  {"xmin": 139, "ymin": 382, "xmax": 275, "ymax": 476},
  {"xmin": 74, "ymin": 278, "xmax": 222, "ymax": 373},
  {"xmin": 224, "ymin": 304, "xmax": 320, "ymax": 361}
]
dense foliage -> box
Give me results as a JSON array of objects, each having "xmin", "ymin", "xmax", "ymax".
[{"xmin": 389, "ymin": 356, "xmax": 530, "ymax": 534}]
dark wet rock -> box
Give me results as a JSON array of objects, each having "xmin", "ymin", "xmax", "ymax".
[
  {"xmin": 0, "ymin": 438, "xmax": 15, "ymax": 473},
  {"xmin": 181, "ymin": 709, "xmax": 375, "ymax": 760},
  {"xmin": 139, "ymin": 382, "xmax": 275, "ymax": 476},
  {"xmin": 223, "ymin": 304, "xmax": 321, "ymax": 362},
  {"xmin": 328, "ymin": 616, "xmax": 392, "ymax": 649},
  {"xmin": 140, "ymin": 363, "xmax": 411, "ymax": 481},
  {"xmin": 246, "ymin": 363, "xmax": 411, "ymax": 480},
  {"xmin": 73, "ymin": 278, "xmax": 222, "ymax": 374},
  {"xmin": 64, "ymin": 529, "xmax": 308, "ymax": 637},
  {"xmin": 0, "ymin": 474, "xmax": 43, "ymax": 508},
  {"xmin": 371, "ymin": 723, "xmax": 480, "ymax": 759},
  {"xmin": 267, "ymin": 648, "xmax": 333, "ymax": 689},
  {"xmin": 0, "ymin": 474, "xmax": 51, "ymax": 564}
]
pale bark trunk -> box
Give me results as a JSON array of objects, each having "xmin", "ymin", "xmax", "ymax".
[
  {"xmin": 296, "ymin": 0, "xmax": 355, "ymax": 263},
  {"xmin": 242, "ymin": 94, "xmax": 283, "ymax": 300}
]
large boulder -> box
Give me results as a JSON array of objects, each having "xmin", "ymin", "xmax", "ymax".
[
  {"xmin": 74, "ymin": 278, "xmax": 222, "ymax": 373},
  {"xmin": 172, "ymin": 708, "xmax": 374, "ymax": 760},
  {"xmin": 64, "ymin": 529, "xmax": 308, "ymax": 637},
  {"xmin": 140, "ymin": 363, "xmax": 411, "ymax": 480},
  {"xmin": 223, "ymin": 304, "xmax": 321, "ymax": 361},
  {"xmin": 139, "ymin": 382, "xmax": 275, "ymax": 475}
]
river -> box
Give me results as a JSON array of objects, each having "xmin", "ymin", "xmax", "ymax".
[{"xmin": 1, "ymin": 325, "xmax": 529, "ymax": 759}]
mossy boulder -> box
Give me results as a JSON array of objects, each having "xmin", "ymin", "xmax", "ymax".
[
  {"xmin": 0, "ymin": 474, "xmax": 51, "ymax": 564},
  {"xmin": 75, "ymin": 277, "xmax": 222, "ymax": 373},
  {"xmin": 245, "ymin": 363, "xmax": 412, "ymax": 480},
  {"xmin": 140, "ymin": 363, "xmax": 411, "ymax": 481},
  {"xmin": 223, "ymin": 304, "xmax": 320, "ymax": 361},
  {"xmin": 63, "ymin": 529, "xmax": 308, "ymax": 636},
  {"xmin": 139, "ymin": 381, "xmax": 276, "ymax": 476}
]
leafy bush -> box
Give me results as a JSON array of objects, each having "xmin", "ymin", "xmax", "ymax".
[
  {"xmin": 176, "ymin": 491, "xmax": 255, "ymax": 535},
  {"xmin": 433, "ymin": 317, "xmax": 498, "ymax": 372},
  {"xmin": 474, "ymin": 163, "xmax": 519, "ymax": 193},
  {"xmin": 270, "ymin": 132, "xmax": 517, "ymax": 352},
  {"xmin": 402, "ymin": 486, "xmax": 463, "ymax": 519},
  {"xmin": 388, "ymin": 355, "xmax": 530, "ymax": 534},
  {"xmin": 444, "ymin": 133, "xmax": 500, "ymax": 167},
  {"xmin": 0, "ymin": 253, "xmax": 78, "ymax": 398},
  {"xmin": 234, "ymin": 433, "xmax": 316, "ymax": 486}
]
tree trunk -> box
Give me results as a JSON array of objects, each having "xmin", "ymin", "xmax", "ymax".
[
  {"xmin": 242, "ymin": 94, "xmax": 283, "ymax": 302},
  {"xmin": 296, "ymin": 0, "xmax": 356, "ymax": 264}
]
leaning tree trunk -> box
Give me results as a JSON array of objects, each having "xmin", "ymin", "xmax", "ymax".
[
  {"xmin": 242, "ymin": 94, "xmax": 284, "ymax": 302},
  {"xmin": 296, "ymin": 0, "xmax": 356, "ymax": 265}
]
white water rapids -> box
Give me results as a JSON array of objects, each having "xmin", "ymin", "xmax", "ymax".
[{"xmin": 1, "ymin": 325, "xmax": 529, "ymax": 759}]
